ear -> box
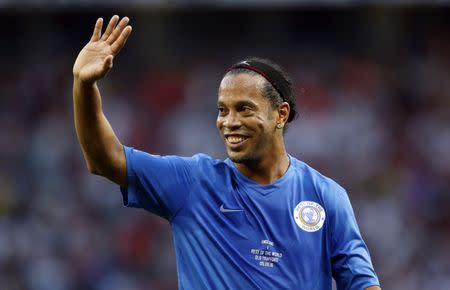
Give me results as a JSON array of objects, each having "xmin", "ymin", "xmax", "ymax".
[{"xmin": 277, "ymin": 102, "xmax": 290, "ymax": 127}]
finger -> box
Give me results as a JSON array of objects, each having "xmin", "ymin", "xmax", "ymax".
[
  {"xmin": 90, "ymin": 18, "xmax": 103, "ymax": 42},
  {"xmin": 111, "ymin": 26, "xmax": 132, "ymax": 55},
  {"xmin": 101, "ymin": 15, "xmax": 119, "ymax": 41},
  {"xmin": 106, "ymin": 17, "xmax": 129, "ymax": 44}
]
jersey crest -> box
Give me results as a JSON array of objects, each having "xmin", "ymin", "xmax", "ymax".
[{"xmin": 293, "ymin": 201, "xmax": 326, "ymax": 232}]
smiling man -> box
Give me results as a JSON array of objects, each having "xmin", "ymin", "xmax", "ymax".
[{"xmin": 73, "ymin": 15, "xmax": 381, "ymax": 290}]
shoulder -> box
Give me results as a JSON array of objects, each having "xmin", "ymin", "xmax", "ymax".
[
  {"xmin": 291, "ymin": 157, "xmax": 345, "ymax": 192},
  {"xmin": 124, "ymin": 146, "xmax": 231, "ymax": 175},
  {"xmin": 190, "ymin": 154, "xmax": 235, "ymax": 179},
  {"xmin": 156, "ymin": 153, "xmax": 235, "ymax": 182},
  {"xmin": 289, "ymin": 156, "xmax": 348, "ymax": 207},
  {"xmin": 189, "ymin": 153, "xmax": 230, "ymax": 168}
]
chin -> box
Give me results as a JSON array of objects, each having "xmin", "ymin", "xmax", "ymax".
[
  {"xmin": 229, "ymin": 156, "xmax": 245, "ymax": 163},
  {"xmin": 228, "ymin": 152, "xmax": 244, "ymax": 163},
  {"xmin": 228, "ymin": 151, "xmax": 256, "ymax": 164}
]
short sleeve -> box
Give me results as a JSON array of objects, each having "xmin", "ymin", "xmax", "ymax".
[
  {"xmin": 327, "ymin": 186, "xmax": 380, "ymax": 290},
  {"xmin": 120, "ymin": 146, "xmax": 197, "ymax": 220}
]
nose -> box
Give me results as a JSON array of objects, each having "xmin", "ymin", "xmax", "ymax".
[{"xmin": 220, "ymin": 111, "xmax": 242, "ymax": 129}]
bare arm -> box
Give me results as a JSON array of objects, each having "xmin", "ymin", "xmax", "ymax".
[
  {"xmin": 73, "ymin": 16, "xmax": 132, "ymax": 187},
  {"xmin": 365, "ymin": 286, "xmax": 381, "ymax": 290}
]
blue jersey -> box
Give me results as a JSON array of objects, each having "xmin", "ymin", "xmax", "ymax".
[{"xmin": 120, "ymin": 146, "xmax": 380, "ymax": 290}]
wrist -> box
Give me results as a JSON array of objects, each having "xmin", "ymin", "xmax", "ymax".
[{"xmin": 74, "ymin": 76, "xmax": 97, "ymax": 88}]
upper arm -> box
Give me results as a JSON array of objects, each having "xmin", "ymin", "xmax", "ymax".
[
  {"xmin": 325, "ymin": 185, "xmax": 380, "ymax": 290},
  {"xmin": 120, "ymin": 146, "xmax": 198, "ymax": 220},
  {"xmin": 97, "ymin": 139, "xmax": 127, "ymax": 187},
  {"xmin": 79, "ymin": 112, "xmax": 127, "ymax": 187}
]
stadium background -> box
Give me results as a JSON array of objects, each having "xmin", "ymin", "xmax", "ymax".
[{"xmin": 0, "ymin": 1, "xmax": 449, "ymax": 290}]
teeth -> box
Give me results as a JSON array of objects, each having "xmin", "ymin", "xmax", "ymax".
[{"xmin": 227, "ymin": 136, "xmax": 246, "ymax": 144}]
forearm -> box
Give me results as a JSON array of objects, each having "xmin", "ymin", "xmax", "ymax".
[
  {"xmin": 73, "ymin": 78, "xmax": 126, "ymax": 186},
  {"xmin": 365, "ymin": 286, "xmax": 381, "ymax": 290}
]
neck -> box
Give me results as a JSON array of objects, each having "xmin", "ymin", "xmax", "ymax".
[{"xmin": 235, "ymin": 143, "xmax": 290, "ymax": 185}]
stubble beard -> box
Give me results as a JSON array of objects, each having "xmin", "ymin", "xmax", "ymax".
[
  {"xmin": 228, "ymin": 134, "xmax": 272, "ymax": 165},
  {"xmin": 229, "ymin": 152, "xmax": 256, "ymax": 164}
]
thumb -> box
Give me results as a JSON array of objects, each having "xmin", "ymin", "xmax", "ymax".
[{"xmin": 103, "ymin": 55, "xmax": 114, "ymax": 71}]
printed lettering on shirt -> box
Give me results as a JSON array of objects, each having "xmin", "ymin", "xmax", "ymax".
[{"xmin": 250, "ymin": 240, "xmax": 283, "ymax": 268}]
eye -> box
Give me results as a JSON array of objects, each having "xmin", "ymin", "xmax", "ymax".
[
  {"xmin": 240, "ymin": 106, "xmax": 253, "ymax": 114},
  {"xmin": 217, "ymin": 106, "xmax": 227, "ymax": 116}
]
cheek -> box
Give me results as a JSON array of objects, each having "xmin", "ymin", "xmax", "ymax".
[
  {"xmin": 216, "ymin": 118, "xmax": 222, "ymax": 130},
  {"xmin": 254, "ymin": 120, "xmax": 275, "ymax": 141},
  {"xmin": 254, "ymin": 115, "xmax": 270, "ymax": 131}
]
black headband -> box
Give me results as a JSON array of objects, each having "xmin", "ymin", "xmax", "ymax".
[{"xmin": 229, "ymin": 60, "xmax": 290, "ymax": 103}]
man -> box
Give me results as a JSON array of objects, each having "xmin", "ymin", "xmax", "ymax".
[{"xmin": 73, "ymin": 15, "xmax": 381, "ymax": 290}]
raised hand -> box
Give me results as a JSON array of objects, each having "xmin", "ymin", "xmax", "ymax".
[{"xmin": 73, "ymin": 15, "xmax": 132, "ymax": 84}]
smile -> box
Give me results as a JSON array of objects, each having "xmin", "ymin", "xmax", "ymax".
[
  {"xmin": 227, "ymin": 136, "xmax": 247, "ymax": 144},
  {"xmin": 225, "ymin": 135, "xmax": 249, "ymax": 148}
]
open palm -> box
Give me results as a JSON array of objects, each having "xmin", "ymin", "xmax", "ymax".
[{"xmin": 73, "ymin": 15, "xmax": 132, "ymax": 84}]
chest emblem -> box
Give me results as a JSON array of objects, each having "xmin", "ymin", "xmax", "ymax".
[{"xmin": 293, "ymin": 201, "xmax": 326, "ymax": 232}]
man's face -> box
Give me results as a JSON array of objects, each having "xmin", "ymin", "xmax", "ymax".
[{"xmin": 216, "ymin": 72, "xmax": 279, "ymax": 164}]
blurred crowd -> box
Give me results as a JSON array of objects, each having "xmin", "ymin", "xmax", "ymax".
[{"xmin": 0, "ymin": 7, "xmax": 449, "ymax": 290}]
